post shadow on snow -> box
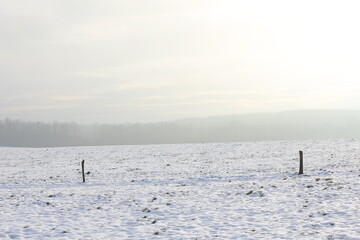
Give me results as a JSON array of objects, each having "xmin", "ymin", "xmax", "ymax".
[{"xmin": 75, "ymin": 171, "xmax": 314, "ymax": 188}]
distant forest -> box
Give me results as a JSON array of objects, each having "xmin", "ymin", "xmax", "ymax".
[{"xmin": 1, "ymin": 110, "xmax": 360, "ymax": 147}]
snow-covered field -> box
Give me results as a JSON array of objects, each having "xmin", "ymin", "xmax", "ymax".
[{"xmin": 0, "ymin": 139, "xmax": 360, "ymax": 239}]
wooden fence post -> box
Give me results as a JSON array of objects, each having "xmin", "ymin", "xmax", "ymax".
[
  {"xmin": 81, "ymin": 160, "xmax": 85, "ymax": 182},
  {"xmin": 299, "ymin": 151, "xmax": 303, "ymax": 175}
]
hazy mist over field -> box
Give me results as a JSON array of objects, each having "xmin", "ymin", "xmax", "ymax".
[
  {"xmin": 1, "ymin": 0, "xmax": 360, "ymax": 125},
  {"xmin": 1, "ymin": 110, "xmax": 360, "ymax": 147}
]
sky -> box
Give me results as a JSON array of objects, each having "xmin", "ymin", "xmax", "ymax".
[{"xmin": 1, "ymin": 0, "xmax": 360, "ymax": 124}]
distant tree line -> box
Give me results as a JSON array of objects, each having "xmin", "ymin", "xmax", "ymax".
[{"xmin": 1, "ymin": 110, "xmax": 360, "ymax": 147}]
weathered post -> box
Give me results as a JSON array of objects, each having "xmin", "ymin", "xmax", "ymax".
[
  {"xmin": 81, "ymin": 160, "xmax": 85, "ymax": 182},
  {"xmin": 299, "ymin": 151, "xmax": 303, "ymax": 175}
]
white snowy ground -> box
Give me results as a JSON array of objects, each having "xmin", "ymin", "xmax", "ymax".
[{"xmin": 0, "ymin": 139, "xmax": 360, "ymax": 240}]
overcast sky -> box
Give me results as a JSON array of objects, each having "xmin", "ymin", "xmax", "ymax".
[{"xmin": 1, "ymin": 0, "xmax": 360, "ymax": 124}]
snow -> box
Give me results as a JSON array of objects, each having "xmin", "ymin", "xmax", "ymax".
[{"xmin": 0, "ymin": 139, "xmax": 360, "ymax": 239}]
